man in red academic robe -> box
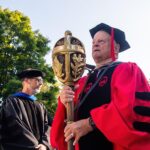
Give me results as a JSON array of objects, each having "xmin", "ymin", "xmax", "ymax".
[{"xmin": 50, "ymin": 23, "xmax": 150, "ymax": 150}]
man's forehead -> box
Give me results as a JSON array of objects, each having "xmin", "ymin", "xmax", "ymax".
[
  {"xmin": 24, "ymin": 76, "xmax": 43, "ymax": 80},
  {"xmin": 93, "ymin": 31, "xmax": 110, "ymax": 40}
]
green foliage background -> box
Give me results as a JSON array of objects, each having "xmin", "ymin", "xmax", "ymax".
[{"xmin": 0, "ymin": 7, "xmax": 59, "ymax": 117}]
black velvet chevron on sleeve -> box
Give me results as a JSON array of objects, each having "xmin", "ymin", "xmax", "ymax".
[
  {"xmin": 133, "ymin": 92, "xmax": 150, "ymax": 132},
  {"xmin": 133, "ymin": 121, "xmax": 150, "ymax": 132},
  {"xmin": 134, "ymin": 106, "xmax": 150, "ymax": 116},
  {"xmin": 135, "ymin": 92, "xmax": 150, "ymax": 100}
]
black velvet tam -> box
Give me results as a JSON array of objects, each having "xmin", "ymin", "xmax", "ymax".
[
  {"xmin": 89, "ymin": 23, "xmax": 130, "ymax": 52},
  {"xmin": 17, "ymin": 69, "xmax": 44, "ymax": 79}
]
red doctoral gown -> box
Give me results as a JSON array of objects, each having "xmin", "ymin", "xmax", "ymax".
[{"xmin": 50, "ymin": 62, "xmax": 150, "ymax": 150}]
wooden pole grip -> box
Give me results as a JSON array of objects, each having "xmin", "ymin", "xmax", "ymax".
[{"xmin": 67, "ymin": 100, "xmax": 74, "ymax": 150}]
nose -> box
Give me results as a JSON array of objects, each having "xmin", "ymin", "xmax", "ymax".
[
  {"xmin": 36, "ymin": 79, "xmax": 43, "ymax": 86},
  {"xmin": 39, "ymin": 81, "xmax": 43, "ymax": 85},
  {"xmin": 92, "ymin": 42, "xmax": 99, "ymax": 49},
  {"xmin": 93, "ymin": 40, "xmax": 99, "ymax": 46}
]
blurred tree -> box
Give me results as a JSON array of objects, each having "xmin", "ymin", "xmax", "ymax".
[{"xmin": 0, "ymin": 7, "xmax": 59, "ymax": 116}]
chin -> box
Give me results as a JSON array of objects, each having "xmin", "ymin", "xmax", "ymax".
[{"xmin": 33, "ymin": 89, "xmax": 41, "ymax": 95}]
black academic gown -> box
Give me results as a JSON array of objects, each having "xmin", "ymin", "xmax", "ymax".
[{"xmin": 0, "ymin": 96, "xmax": 50, "ymax": 150}]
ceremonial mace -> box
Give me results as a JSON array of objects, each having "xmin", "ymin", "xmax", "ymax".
[{"xmin": 52, "ymin": 31, "xmax": 86, "ymax": 150}]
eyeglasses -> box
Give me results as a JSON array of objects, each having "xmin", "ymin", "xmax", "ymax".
[{"xmin": 32, "ymin": 77, "xmax": 43, "ymax": 83}]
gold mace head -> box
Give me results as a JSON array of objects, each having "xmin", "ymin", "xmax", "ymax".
[{"xmin": 52, "ymin": 31, "xmax": 86, "ymax": 86}]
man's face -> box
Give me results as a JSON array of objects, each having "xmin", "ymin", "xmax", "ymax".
[
  {"xmin": 25, "ymin": 76, "xmax": 43, "ymax": 94},
  {"xmin": 92, "ymin": 31, "xmax": 111, "ymax": 64}
]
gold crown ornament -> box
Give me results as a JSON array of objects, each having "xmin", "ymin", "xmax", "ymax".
[{"xmin": 52, "ymin": 31, "xmax": 86, "ymax": 86}]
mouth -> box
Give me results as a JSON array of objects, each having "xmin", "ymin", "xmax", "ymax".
[
  {"xmin": 93, "ymin": 49, "xmax": 100, "ymax": 52},
  {"xmin": 36, "ymin": 86, "xmax": 41, "ymax": 90}
]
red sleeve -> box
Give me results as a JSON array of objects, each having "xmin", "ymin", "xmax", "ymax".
[
  {"xmin": 50, "ymin": 97, "xmax": 67, "ymax": 150},
  {"xmin": 90, "ymin": 62, "xmax": 150, "ymax": 150},
  {"xmin": 50, "ymin": 76, "xmax": 87, "ymax": 150}
]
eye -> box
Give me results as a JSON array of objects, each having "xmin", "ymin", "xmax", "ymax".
[
  {"xmin": 98, "ymin": 40, "xmax": 105, "ymax": 44},
  {"xmin": 92, "ymin": 39, "xmax": 108, "ymax": 45},
  {"xmin": 33, "ymin": 78, "xmax": 43, "ymax": 83}
]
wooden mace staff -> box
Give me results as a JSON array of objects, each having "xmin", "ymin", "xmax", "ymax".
[{"xmin": 52, "ymin": 31, "xmax": 86, "ymax": 150}]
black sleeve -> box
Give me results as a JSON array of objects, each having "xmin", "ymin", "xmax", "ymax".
[
  {"xmin": 39, "ymin": 104, "xmax": 51, "ymax": 150},
  {"xmin": 47, "ymin": 113, "xmax": 53, "ymax": 126},
  {"xmin": 0, "ymin": 102, "xmax": 3, "ymax": 146}
]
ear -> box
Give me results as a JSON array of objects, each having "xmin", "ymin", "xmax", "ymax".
[
  {"xmin": 23, "ymin": 78, "xmax": 30, "ymax": 84},
  {"xmin": 114, "ymin": 43, "xmax": 120, "ymax": 59},
  {"xmin": 114, "ymin": 43, "xmax": 120, "ymax": 54}
]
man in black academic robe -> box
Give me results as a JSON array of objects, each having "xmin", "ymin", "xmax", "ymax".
[{"xmin": 0, "ymin": 69, "xmax": 51, "ymax": 150}]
